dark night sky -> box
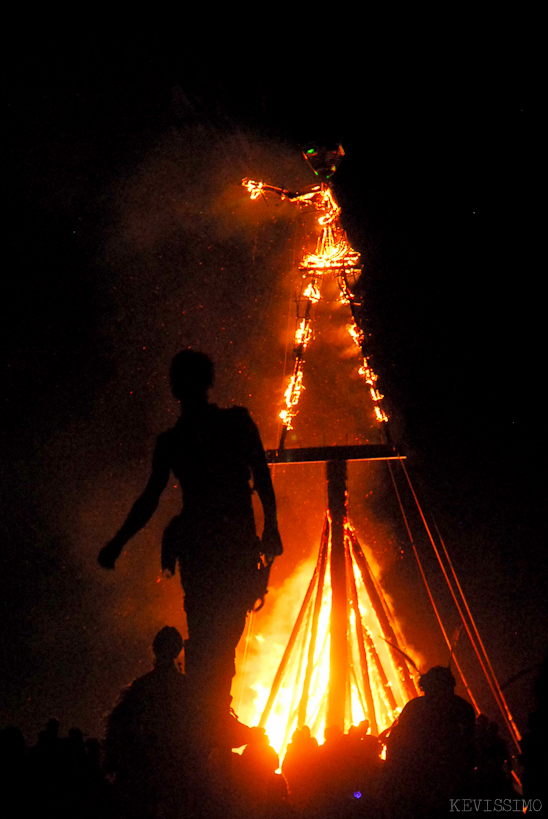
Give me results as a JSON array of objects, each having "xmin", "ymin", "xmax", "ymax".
[{"xmin": 1, "ymin": 34, "xmax": 545, "ymax": 746}]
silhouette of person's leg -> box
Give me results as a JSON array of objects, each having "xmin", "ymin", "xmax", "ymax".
[
  {"xmin": 179, "ymin": 515, "xmax": 260, "ymax": 746},
  {"xmin": 184, "ymin": 572, "xmax": 250, "ymax": 720}
]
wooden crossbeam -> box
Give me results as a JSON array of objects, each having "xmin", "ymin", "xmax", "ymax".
[{"xmin": 266, "ymin": 444, "xmax": 404, "ymax": 465}]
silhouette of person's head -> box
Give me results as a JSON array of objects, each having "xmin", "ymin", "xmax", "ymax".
[
  {"xmin": 324, "ymin": 725, "xmax": 344, "ymax": 745},
  {"xmin": 170, "ymin": 350, "xmax": 214, "ymax": 405},
  {"xmin": 348, "ymin": 719, "xmax": 370, "ymax": 741},
  {"xmin": 418, "ymin": 666, "xmax": 456, "ymax": 697},
  {"xmin": 152, "ymin": 626, "xmax": 184, "ymax": 667},
  {"xmin": 46, "ymin": 717, "xmax": 60, "ymax": 735}
]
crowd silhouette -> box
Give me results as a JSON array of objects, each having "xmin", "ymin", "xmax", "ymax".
[{"xmin": 1, "ymin": 639, "xmax": 544, "ymax": 818}]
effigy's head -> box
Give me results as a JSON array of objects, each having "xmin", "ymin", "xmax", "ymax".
[{"xmin": 170, "ymin": 349, "xmax": 214, "ymax": 402}]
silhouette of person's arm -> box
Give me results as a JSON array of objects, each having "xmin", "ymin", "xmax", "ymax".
[
  {"xmin": 98, "ymin": 435, "xmax": 171, "ymax": 569},
  {"xmin": 246, "ymin": 417, "xmax": 283, "ymax": 562}
]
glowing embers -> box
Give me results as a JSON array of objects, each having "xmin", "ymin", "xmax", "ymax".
[{"xmin": 254, "ymin": 515, "xmax": 414, "ymax": 762}]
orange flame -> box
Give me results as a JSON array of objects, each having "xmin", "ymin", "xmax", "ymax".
[
  {"xmin": 242, "ymin": 178, "xmax": 265, "ymax": 200},
  {"xmin": 303, "ymin": 282, "xmax": 321, "ymax": 303},
  {"xmin": 233, "ymin": 518, "xmax": 416, "ymax": 761}
]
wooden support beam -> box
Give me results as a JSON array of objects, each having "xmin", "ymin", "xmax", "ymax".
[
  {"xmin": 349, "ymin": 529, "xmax": 417, "ymax": 701},
  {"xmin": 362, "ymin": 626, "xmax": 398, "ymax": 712},
  {"xmin": 326, "ymin": 459, "xmax": 348, "ymax": 732}
]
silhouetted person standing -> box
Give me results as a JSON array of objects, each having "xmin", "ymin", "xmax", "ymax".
[
  {"xmin": 104, "ymin": 626, "xmax": 191, "ymax": 817},
  {"xmin": 383, "ymin": 666, "xmax": 475, "ymax": 818},
  {"xmin": 98, "ymin": 351, "xmax": 282, "ymax": 745}
]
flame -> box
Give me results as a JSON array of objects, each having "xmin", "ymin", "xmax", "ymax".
[
  {"xmin": 374, "ymin": 406, "xmax": 389, "ymax": 423},
  {"xmin": 279, "ymin": 365, "xmax": 305, "ymax": 429},
  {"xmin": 294, "ymin": 319, "xmax": 312, "ymax": 349},
  {"xmin": 233, "ymin": 518, "xmax": 415, "ymax": 762},
  {"xmin": 359, "ymin": 362, "xmax": 377, "ymax": 384},
  {"xmin": 242, "ymin": 178, "xmax": 265, "ymax": 200},
  {"xmin": 303, "ymin": 282, "xmax": 321, "ymax": 303},
  {"xmin": 348, "ymin": 323, "xmax": 365, "ymax": 347}
]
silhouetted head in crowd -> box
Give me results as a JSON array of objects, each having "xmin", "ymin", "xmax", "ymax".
[
  {"xmin": 68, "ymin": 727, "xmax": 84, "ymax": 745},
  {"xmin": 152, "ymin": 626, "xmax": 184, "ymax": 668},
  {"xmin": 46, "ymin": 717, "xmax": 60, "ymax": 736},
  {"xmin": 170, "ymin": 350, "xmax": 214, "ymax": 407},
  {"xmin": 476, "ymin": 713, "xmax": 490, "ymax": 735},
  {"xmin": 418, "ymin": 666, "xmax": 456, "ymax": 698},
  {"xmin": 289, "ymin": 726, "xmax": 312, "ymax": 748},
  {"xmin": 37, "ymin": 717, "xmax": 60, "ymax": 745},
  {"xmin": 348, "ymin": 719, "xmax": 370, "ymax": 741},
  {"xmin": 324, "ymin": 725, "xmax": 344, "ymax": 745}
]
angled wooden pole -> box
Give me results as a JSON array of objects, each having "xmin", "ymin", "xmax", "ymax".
[
  {"xmin": 259, "ymin": 531, "xmax": 325, "ymax": 729},
  {"xmin": 349, "ymin": 529, "xmax": 417, "ymax": 701},
  {"xmin": 297, "ymin": 521, "xmax": 329, "ymax": 727},
  {"xmin": 345, "ymin": 542, "xmax": 379, "ymax": 735}
]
